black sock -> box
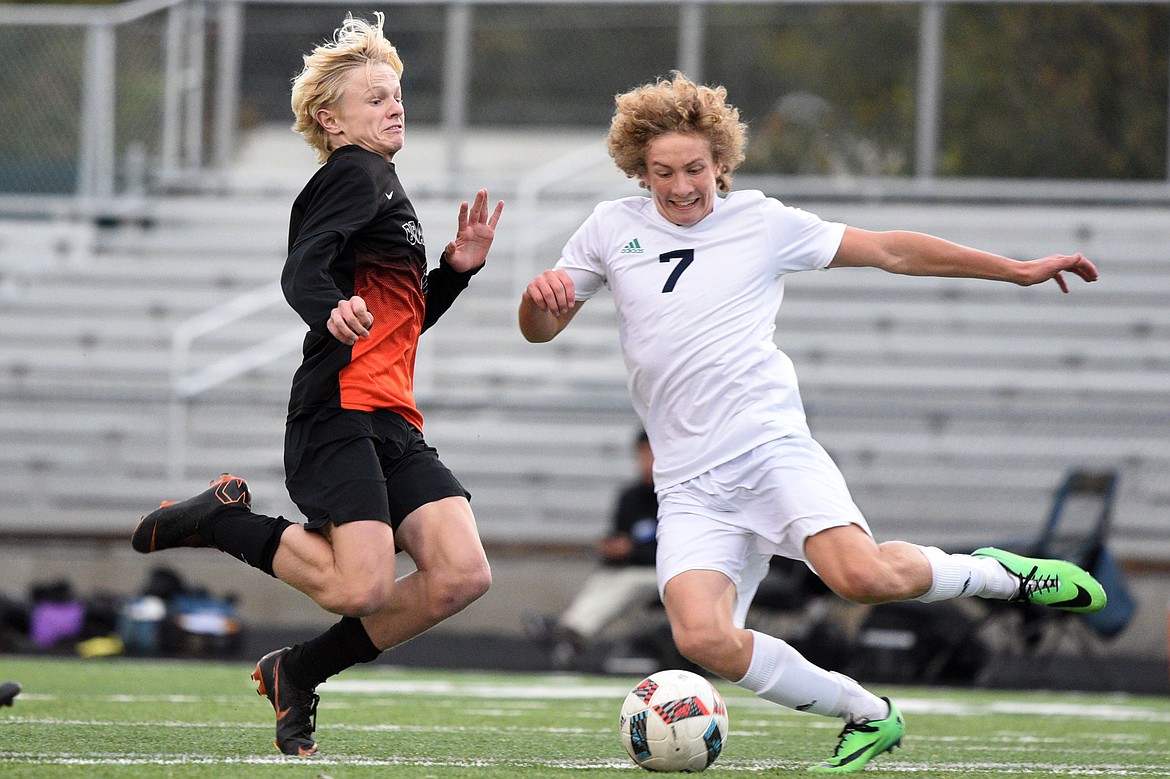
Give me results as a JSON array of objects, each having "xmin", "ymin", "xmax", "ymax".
[
  {"xmin": 207, "ymin": 506, "xmax": 293, "ymax": 577},
  {"xmin": 281, "ymin": 616, "xmax": 382, "ymax": 690}
]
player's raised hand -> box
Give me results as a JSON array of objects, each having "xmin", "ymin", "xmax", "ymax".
[
  {"xmin": 445, "ymin": 189, "xmax": 504, "ymax": 273},
  {"xmin": 328, "ymin": 295, "xmax": 374, "ymax": 345}
]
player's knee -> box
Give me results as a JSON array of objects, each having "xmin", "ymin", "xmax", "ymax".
[
  {"xmin": 670, "ymin": 623, "xmax": 726, "ymax": 669},
  {"xmin": 329, "ymin": 574, "xmax": 396, "ymax": 617},
  {"xmin": 427, "ymin": 562, "xmax": 492, "ymax": 621},
  {"xmin": 454, "ymin": 562, "xmax": 493, "ymax": 607}
]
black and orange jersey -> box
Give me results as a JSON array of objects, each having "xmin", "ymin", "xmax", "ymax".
[{"xmin": 282, "ymin": 145, "xmax": 475, "ymax": 429}]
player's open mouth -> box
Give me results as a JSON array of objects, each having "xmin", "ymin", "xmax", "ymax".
[{"xmin": 673, "ymin": 198, "xmax": 698, "ymax": 208}]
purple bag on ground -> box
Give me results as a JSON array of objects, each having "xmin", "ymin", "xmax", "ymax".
[{"xmin": 29, "ymin": 600, "xmax": 86, "ymax": 648}]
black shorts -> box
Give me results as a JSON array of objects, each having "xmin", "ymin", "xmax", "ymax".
[{"xmin": 284, "ymin": 407, "xmax": 470, "ymax": 532}]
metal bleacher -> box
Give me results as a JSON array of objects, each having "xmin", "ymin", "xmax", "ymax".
[
  {"xmin": 1, "ymin": 127, "xmax": 1168, "ymax": 561},
  {"xmin": 776, "ymin": 202, "xmax": 1170, "ymax": 557}
]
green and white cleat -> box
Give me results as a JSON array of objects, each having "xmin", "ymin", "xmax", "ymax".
[
  {"xmin": 973, "ymin": 547, "xmax": 1106, "ymax": 613},
  {"xmin": 808, "ymin": 697, "xmax": 904, "ymax": 774}
]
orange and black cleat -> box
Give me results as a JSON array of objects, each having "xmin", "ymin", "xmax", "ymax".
[
  {"xmin": 131, "ymin": 473, "xmax": 250, "ymax": 553},
  {"xmin": 252, "ymin": 647, "xmax": 320, "ymax": 756}
]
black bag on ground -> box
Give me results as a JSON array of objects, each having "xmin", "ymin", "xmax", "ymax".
[{"xmin": 846, "ymin": 601, "xmax": 988, "ymax": 685}]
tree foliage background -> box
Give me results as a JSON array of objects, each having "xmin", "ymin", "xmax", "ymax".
[
  {"xmin": 720, "ymin": 3, "xmax": 1169, "ymax": 178},
  {"xmin": 942, "ymin": 5, "xmax": 1168, "ymax": 179},
  {"xmin": 453, "ymin": 2, "xmax": 1169, "ymax": 179},
  {"xmin": 2, "ymin": 0, "xmax": 1168, "ymax": 189}
]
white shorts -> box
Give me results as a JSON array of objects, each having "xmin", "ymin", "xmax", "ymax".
[{"xmin": 655, "ymin": 434, "xmax": 871, "ymax": 622}]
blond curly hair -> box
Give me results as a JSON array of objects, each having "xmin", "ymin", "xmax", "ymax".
[
  {"xmin": 607, "ymin": 72, "xmax": 747, "ymax": 193},
  {"xmin": 291, "ymin": 12, "xmax": 404, "ymax": 164}
]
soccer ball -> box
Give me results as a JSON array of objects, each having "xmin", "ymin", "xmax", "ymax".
[{"xmin": 619, "ymin": 669, "xmax": 728, "ymax": 772}]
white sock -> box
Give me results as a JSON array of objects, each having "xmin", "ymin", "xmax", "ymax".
[
  {"xmin": 916, "ymin": 545, "xmax": 1017, "ymax": 602},
  {"xmin": 735, "ymin": 630, "xmax": 886, "ymax": 723}
]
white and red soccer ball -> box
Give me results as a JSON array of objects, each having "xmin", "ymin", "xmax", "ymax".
[{"xmin": 619, "ymin": 669, "xmax": 729, "ymax": 772}]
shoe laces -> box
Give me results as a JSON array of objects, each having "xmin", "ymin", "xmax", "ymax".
[
  {"xmin": 830, "ymin": 719, "xmax": 879, "ymax": 756},
  {"xmin": 1017, "ymin": 564, "xmax": 1060, "ymax": 600}
]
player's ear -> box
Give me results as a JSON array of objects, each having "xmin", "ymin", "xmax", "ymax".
[
  {"xmin": 716, "ymin": 160, "xmax": 732, "ymax": 192},
  {"xmin": 632, "ymin": 163, "xmax": 650, "ymax": 190},
  {"xmin": 316, "ymin": 107, "xmax": 342, "ymax": 136}
]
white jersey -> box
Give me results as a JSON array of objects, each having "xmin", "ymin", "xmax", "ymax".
[{"xmin": 556, "ymin": 190, "xmax": 846, "ymax": 489}]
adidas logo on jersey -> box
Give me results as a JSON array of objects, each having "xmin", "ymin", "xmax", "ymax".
[{"xmin": 621, "ymin": 238, "xmax": 644, "ymax": 254}]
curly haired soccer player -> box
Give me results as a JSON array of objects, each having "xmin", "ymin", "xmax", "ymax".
[
  {"xmin": 133, "ymin": 13, "xmax": 502, "ymax": 756},
  {"xmin": 518, "ymin": 72, "xmax": 1106, "ymax": 773}
]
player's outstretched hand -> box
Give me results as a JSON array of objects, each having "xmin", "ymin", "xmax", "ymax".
[{"xmin": 1022, "ymin": 253, "xmax": 1098, "ymax": 293}]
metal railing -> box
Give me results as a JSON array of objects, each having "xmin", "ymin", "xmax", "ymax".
[{"xmin": 166, "ymin": 280, "xmax": 300, "ymax": 487}]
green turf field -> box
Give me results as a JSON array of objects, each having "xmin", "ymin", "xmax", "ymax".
[{"xmin": 2, "ymin": 655, "xmax": 1169, "ymax": 777}]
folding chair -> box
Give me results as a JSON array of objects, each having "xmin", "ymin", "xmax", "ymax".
[
  {"xmin": 974, "ymin": 468, "xmax": 1136, "ymax": 686},
  {"xmin": 1034, "ymin": 469, "xmax": 1118, "ymax": 575}
]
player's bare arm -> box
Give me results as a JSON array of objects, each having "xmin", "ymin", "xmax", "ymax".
[
  {"xmin": 519, "ymin": 269, "xmax": 584, "ymax": 343},
  {"xmin": 328, "ymin": 295, "xmax": 374, "ymax": 345},
  {"xmin": 444, "ymin": 188, "xmax": 505, "ymax": 273},
  {"xmin": 830, "ymin": 226, "xmax": 1098, "ymax": 292}
]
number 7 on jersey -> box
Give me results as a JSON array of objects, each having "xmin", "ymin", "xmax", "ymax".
[{"xmin": 659, "ymin": 249, "xmax": 695, "ymax": 293}]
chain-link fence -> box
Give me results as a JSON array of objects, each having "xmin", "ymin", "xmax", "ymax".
[
  {"xmin": 0, "ymin": 23, "xmax": 83, "ymax": 195},
  {"xmin": 1, "ymin": 0, "xmax": 1168, "ymax": 208},
  {"xmin": 0, "ymin": 0, "xmax": 211, "ymax": 204},
  {"xmin": 0, "ymin": 1, "xmax": 178, "ymax": 202}
]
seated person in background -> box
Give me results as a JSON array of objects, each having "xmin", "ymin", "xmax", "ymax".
[{"xmin": 528, "ymin": 430, "xmax": 659, "ymax": 669}]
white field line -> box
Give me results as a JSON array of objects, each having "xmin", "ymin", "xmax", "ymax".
[
  {"xmin": 3, "ymin": 714, "xmax": 1163, "ymax": 746},
  {"xmin": 3, "ymin": 716, "xmax": 607, "ymax": 734},
  {"xmin": 320, "ymin": 680, "xmax": 1170, "ymax": 724},
  {"xmin": 2, "ymin": 752, "xmax": 1170, "ymax": 775},
  {"xmin": 13, "ymin": 680, "xmax": 1170, "ymax": 723},
  {"xmin": 5, "ymin": 714, "xmax": 1165, "ymax": 761}
]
